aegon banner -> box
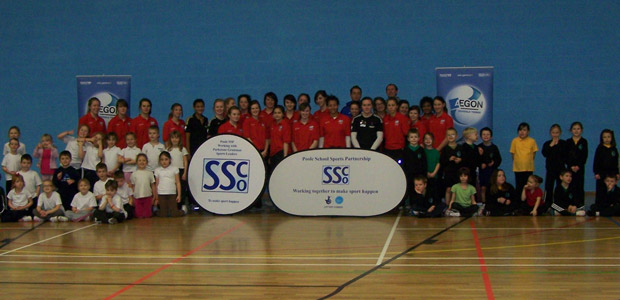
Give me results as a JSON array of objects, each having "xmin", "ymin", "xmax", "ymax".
[
  {"xmin": 269, "ymin": 149, "xmax": 406, "ymax": 216},
  {"xmin": 188, "ymin": 134, "xmax": 266, "ymax": 215},
  {"xmin": 77, "ymin": 75, "xmax": 131, "ymax": 126},
  {"xmin": 436, "ymin": 67, "xmax": 493, "ymax": 133}
]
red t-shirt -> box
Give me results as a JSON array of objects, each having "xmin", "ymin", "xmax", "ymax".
[
  {"xmin": 411, "ymin": 119, "xmax": 427, "ymax": 145},
  {"xmin": 239, "ymin": 112, "xmax": 250, "ymax": 128},
  {"xmin": 269, "ymin": 120, "xmax": 291, "ymax": 156},
  {"xmin": 131, "ymin": 115, "xmax": 159, "ymax": 149},
  {"xmin": 242, "ymin": 117, "xmax": 269, "ymax": 151},
  {"xmin": 107, "ymin": 115, "xmax": 131, "ymax": 148},
  {"xmin": 312, "ymin": 109, "xmax": 329, "ymax": 123},
  {"xmin": 163, "ymin": 119, "xmax": 187, "ymax": 147},
  {"xmin": 259, "ymin": 109, "xmax": 275, "ymax": 130},
  {"xmin": 217, "ymin": 121, "xmax": 243, "ymax": 136},
  {"xmin": 292, "ymin": 119, "xmax": 319, "ymax": 152},
  {"xmin": 428, "ymin": 112, "xmax": 454, "ymax": 149},
  {"xmin": 78, "ymin": 113, "xmax": 106, "ymax": 137},
  {"xmin": 284, "ymin": 111, "xmax": 300, "ymax": 127},
  {"xmin": 319, "ymin": 114, "xmax": 351, "ymax": 148},
  {"xmin": 383, "ymin": 113, "xmax": 409, "ymax": 150},
  {"xmin": 525, "ymin": 187, "xmax": 544, "ymax": 207}
]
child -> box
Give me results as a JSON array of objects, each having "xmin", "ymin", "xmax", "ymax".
[
  {"xmin": 119, "ymin": 132, "xmax": 141, "ymax": 183},
  {"xmin": 142, "ymin": 126, "xmax": 165, "ymax": 172},
  {"xmin": 520, "ymin": 174, "xmax": 545, "ymax": 216},
  {"xmin": 33, "ymin": 180, "xmax": 67, "ymax": 222},
  {"xmin": 541, "ymin": 124, "xmax": 567, "ymax": 204},
  {"xmin": 17, "ymin": 154, "xmax": 42, "ymax": 199},
  {"xmin": 440, "ymin": 128, "xmax": 462, "ymax": 203},
  {"xmin": 423, "ymin": 133, "xmax": 441, "ymax": 202},
  {"xmin": 94, "ymin": 180, "xmax": 126, "ymax": 224},
  {"xmin": 447, "ymin": 167, "xmax": 478, "ymax": 217},
  {"xmin": 478, "ymin": 127, "xmax": 502, "ymax": 203},
  {"xmin": 3, "ymin": 126, "xmax": 26, "ymax": 155},
  {"xmin": 167, "ymin": 130, "xmax": 189, "ymax": 212},
  {"xmin": 460, "ymin": 127, "xmax": 480, "ymax": 186},
  {"xmin": 593, "ymin": 129, "xmax": 619, "ymax": 200},
  {"xmin": 587, "ymin": 174, "xmax": 620, "ymax": 217},
  {"xmin": 58, "ymin": 125, "xmax": 90, "ymax": 170},
  {"xmin": 408, "ymin": 106, "xmax": 426, "ymax": 144},
  {"xmin": 410, "ymin": 176, "xmax": 445, "ymax": 218},
  {"xmin": 218, "ymin": 106, "xmax": 243, "ymax": 135},
  {"xmin": 2, "ymin": 138, "xmax": 22, "ymax": 192},
  {"xmin": 551, "ymin": 169, "xmax": 586, "ymax": 216},
  {"xmin": 103, "ymin": 132, "xmax": 122, "ymax": 177},
  {"xmin": 154, "ymin": 152, "xmax": 185, "ymax": 217},
  {"xmin": 565, "ymin": 121, "xmax": 588, "ymax": 210},
  {"xmin": 1, "ymin": 174, "xmax": 33, "ymax": 222},
  {"xmin": 65, "ymin": 179, "xmax": 97, "ymax": 221},
  {"xmin": 510, "ymin": 122, "xmax": 538, "ymax": 197},
  {"xmin": 93, "ymin": 163, "xmax": 112, "ymax": 205},
  {"xmin": 483, "ymin": 169, "xmax": 517, "ymax": 216},
  {"xmin": 402, "ymin": 129, "xmax": 427, "ymax": 207},
  {"xmin": 113, "ymin": 170, "xmax": 134, "ymax": 220},
  {"xmin": 79, "ymin": 131, "xmax": 104, "ymax": 190},
  {"xmin": 52, "ymin": 151, "xmax": 80, "ymax": 211},
  {"xmin": 33, "ymin": 134, "xmax": 58, "ymax": 181},
  {"xmin": 130, "ymin": 154, "xmax": 156, "ymax": 218}
]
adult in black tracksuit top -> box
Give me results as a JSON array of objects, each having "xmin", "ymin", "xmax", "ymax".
[
  {"xmin": 542, "ymin": 131, "xmax": 567, "ymax": 204},
  {"xmin": 402, "ymin": 143, "xmax": 427, "ymax": 205},
  {"xmin": 565, "ymin": 125, "xmax": 588, "ymax": 209}
]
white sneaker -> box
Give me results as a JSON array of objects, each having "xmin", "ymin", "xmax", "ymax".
[
  {"xmin": 57, "ymin": 216, "xmax": 69, "ymax": 222},
  {"xmin": 20, "ymin": 216, "xmax": 32, "ymax": 222},
  {"xmin": 33, "ymin": 216, "xmax": 43, "ymax": 222},
  {"xmin": 576, "ymin": 210, "xmax": 586, "ymax": 217},
  {"xmin": 596, "ymin": 211, "xmax": 600, "ymax": 217},
  {"xmin": 447, "ymin": 209, "xmax": 461, "ymax": 217},
  {"xmin": 49, "ymin": 216, "xmax": 58, "ymax": 222},
  {"xmin": 181, "ymin": 205, "xmax": 188, "ymax": 214},
  {"xmin": 108, "ymin": 217, "xmax": 118, "ymax": 224}
]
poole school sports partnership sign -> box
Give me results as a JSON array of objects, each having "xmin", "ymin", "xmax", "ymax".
[{"xmin": 269, "ymin": 149, "xmax": 406, "ymax": 216}]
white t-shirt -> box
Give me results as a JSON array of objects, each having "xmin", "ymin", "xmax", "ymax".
[
  {"xmin": 130, "ymin": 169, "xmax": 155, "ymax": 198},
  {"xmin": 70, "ymin": 191, "xmax": 97, "ymax": 210},
  {"xmin": 63, "ymin": 136, "xmax": 82, "ymax": 169},
  {"xmin": 3, "ymin": 141, "xmax": 26, "ymax": 156},
  {"xmin": 18, "ymin": 170, "xmax": 42, "ymax": 196},
  {"xmin": 142, "ymin": 142, "xmax": 165, "ymax": 171},
  {"xmin": 103, "ymin": 146, "xmax": 121, "ymax": 172},
  {"xmin": 116, "ymin": 182, "xmax": 134, "ymax": 205},
  {"xmin": 37, "ymin": 191, "xmax": 64, "ymax": 211},
  {"xmin": 93, "ymin": 178, "xmax": 112, "ymax": 204},
  {"xmin": 168, "ymin": 147, "xmax": 189, "ymax": 170},
  {"xmin": 1, "ymin": 152, "xmax": 22, "ymax": 180},
  {"xmin": 120, "ymin": 146, "xmax": 141, "ymax": 173},
  {"xmin": 100, "ymin": 194, "xmax": 127, "ymax": 216},
  {"xmin": 7, "ymin": 189, "xmax": 32, "ymax": 207},
  {"xmin": 81, "ymin": 142, "xmax": 101, "ymax": 171},
  {"xmin": 154, "ymin": 166, "xmax": 179, "ymax": 195}
]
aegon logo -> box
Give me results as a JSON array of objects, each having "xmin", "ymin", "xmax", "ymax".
[
  {"xmin": 202, "ymin": 159, "xmax": 250, "ymax": 193},
  {"xmin": 322, "ymin": 165, "xmax": 350, "ymax": 185}
]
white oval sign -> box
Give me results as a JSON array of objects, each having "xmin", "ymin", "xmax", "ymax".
[
  {"xmin": 188, "ymin": 134, "xmax": 266, "ymax": 215},
  {"xmin": 269, "ymin": 149, "xmax": 406, "ymax": 216}
]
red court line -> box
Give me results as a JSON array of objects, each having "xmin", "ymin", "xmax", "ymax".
[
  {"xmin": 103, "ymin": 221, "xmax": 246, "ymax": 300},
  {"xmin": 470, "ymin": 221, "xmax": 495, "ymax": 300}
]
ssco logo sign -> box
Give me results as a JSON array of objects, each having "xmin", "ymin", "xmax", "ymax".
[
  {"xmin": 202, "ymin": 159, "xmax": 250, "ymax": 193},
  {"xmin": 322, "ymin": 165, "xmax": 350, "ymax": 185}
]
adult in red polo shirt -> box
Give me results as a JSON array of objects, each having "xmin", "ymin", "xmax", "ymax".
[
  {"xmin": 163, "ymin": 103, "xmax": 187, "ymax": 147},
  {"xmin": 312, "ymin": 90, "xmax": 329, "ymax": 122},
  {"xmin": 283, "ymin": 94, "xmax": 300, "ymax": 127},
  {"xmin": 218, "ymin": 106, "xmax": 243, "ymax": 136},
  {"xmin": 237, "ymin": 94, "xmax": 251, "ymax": 128},
  {"xmin": 408, "ymin": 106, "xmax": 427, "ymax": 146},
  {"xmin": 259, "ymin": 92, "xmax": 277, "ymax": 130},
  {"xmin": 107, "ymin": 99, "xmax": 131, "ymax": 148},
  {"xmin": 242, "ymin": 100, "xmax": 269, "ymax": 158},
  {"xmin": 428, "ymin": 96, "xmax": 454, "ymax": 151},
  {"xmin": 319, "ymin": 95, "xmax": 351, "ymax": 149},
  {"xmin": 131, "ymin": 98, "xmax": 158, "ymax": 149},
  {"xmin": 78, "ymin": 97, "xmax": 106, "ymax": 137},
  {"xmin": 269, "ymin": 106, "xmax": 291, "ymax": 172},
  {"xmin": 383, "ymin": 97, "xmax": 409, "ymax": 162},
  {"xmin": 292, "ymin": 103, "xmax": 319, "ymax": 152}
]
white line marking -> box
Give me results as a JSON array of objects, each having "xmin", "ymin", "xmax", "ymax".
[
  {"xmin": 376, "ymin": 210, "xmax": 402, "ymax": 265},
  {"xmin": 397, "ymin": 227, "xmax": 620, "ymax": 230},
  {"xmin": 0, "ymin": 223, "xmax": 98, "ymax": 257}
]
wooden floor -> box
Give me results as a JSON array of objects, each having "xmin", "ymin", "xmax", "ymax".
[{"xmin": 1, "ymin": 211, "xmax": 620, "ymax": 299}]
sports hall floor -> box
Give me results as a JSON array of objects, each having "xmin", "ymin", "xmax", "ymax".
[{"xmin": 1, "ymin": 206, "xmax": 619, "ymax": 299}]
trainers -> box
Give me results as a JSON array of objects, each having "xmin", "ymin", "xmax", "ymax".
[
  {"xmin": 84, "ymin": 216, "xmax": 91, "ymax": 222},
  {"xmin": 49, "ymin": 216, "xmax": 58, "ymax": 222},
  {"xmin": 446, "ymin": 209, "xmax": 461, "ymax": 217},
  {"xmin": 576, "ymin": 210, "xmax": 586, "ymax": 217},
  {"xmin": 410, "ymin": 210, "xmax": 420, "ymax": 216},
  {"xmin": 181, "ymin": 205, "xmax": 188, "ymax": 214},
  {"xmin": 20, "ymin": 216, "xmax": 32, "ymax": 222},
  {"xmin": 57, "ymin": 216, "xmax": 69, "ymax": 222},
  {"xmin": 108, "ymin": 217, "xmax": 118, "ymax": 224},
  {"xmin": 33, "ymin": 216, "xmax": 43, "ymax": 222}
]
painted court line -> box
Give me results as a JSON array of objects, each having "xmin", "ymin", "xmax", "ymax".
[
  {"xmin": 0, "ymin": 223, "xmax": 98, "ymax": 257},
  {"xmin": 376, "ymin": 210, "xmax": 402, "ymax": 265},
  {"xmin": 471, "ymin": 221, "xmax": 495, "ymax": 300}
]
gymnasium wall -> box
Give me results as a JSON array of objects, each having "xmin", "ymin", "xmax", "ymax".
[{"xmin": 1, "ymin": 0, "xmax": 619, "ymax": 190}]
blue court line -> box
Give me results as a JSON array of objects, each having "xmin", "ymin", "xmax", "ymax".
[{"xmin": 607, "ymin": 217, "xmax": 620, "ymax": 227}]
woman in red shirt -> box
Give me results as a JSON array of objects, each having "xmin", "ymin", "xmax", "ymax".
[
  {"xmin": 319, "ymin": 96, "xmax": 351, "ymax": 149},
  {"xmin": 259, "ymin": 92, "xmax": 277, "ymax": 130},
  {"xmin": 131, "ymin": 98, "xmax": 158, "ymax": 149},
  {"xmin": 312, "ymin": 90, "xmax": 329, "ymax": 122},
  {"xmin": 408, "ymin": 105, "xmax": 427, "ymax": 145},
  {"xmin": 292, "ymin": 102, "xmax": 319, "ymax": 152},
  {"xmin": 163, "ymin": 103, "xmax": 186, "ymax": 147},
  {"xmin": 269, "ymin": 106, "xmax": 291, "ymax": 172},
  {"xmin": 218, "ymin": 106, "xmax": 243, "ymax": 136},
  {"xmin": 382, "ymin": 97, "xmax": 409, "ymax": 162},
  {"xmin": 428, "ymin": 96, "xmax": 454, "ymax": 151},
  {"xmin": 78, "ymin": 97, "xmax": 106, "ymax": 137},
  {"xmin": 242, "ymin": 100, "xmax": 269, "ymax": 158},
  {"xmin": 107, "ymin": 99, "xmax": 131, "ymax": 148},
  {"xmin": 283, "ymin": 94, "xmax": 300, "ymax": 127},
  {"xmin": 237, "ymin": 94, "xmax": 251, "ymax": 127}
]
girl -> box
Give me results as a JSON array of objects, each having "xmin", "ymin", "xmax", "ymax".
[
  {"xmin": 65, "ymin": 178, "xmax": 96, "ymax": 221},
  {"xmin": 440, "ymin": 128, "xmax": 462, "ymax": 203},
  {"xmin": 78, "ymin": 97, "xmax": 106, "ymax": 137},
  {"xmin": 398, "ymin": 100, "xmax": 409, "ymax": 116},
  {"xmin": 33, "ymin": 180, "xmax": 66, "ymax": 222},
  {"xmin": 541, "ymin": 124, "xmax": 567, "ymax": 204},
  {"xmin": 312, "ymin": 90, "xmax": 329, "ymax": 122},
  {"xmin": 478, "ymin": 127, "xmax": 502, "ymax": 203},
  {"xmin": 447, "ymin": 167, "xmax": 478, "ymax": 217},
  {"xmin": 3, "ymin": 126, "xmax": 26, "ymax": 155},
  {"xmin": 131, "ymin": 98, "xmax": 158, "ymax": 149},
  {"xmin": 269, "ymin": 106, "xmax": 291, "ymax": 172},
  {"xmin": 118, "ymin": 132, "xmax": 140, "ymax": 183},
  {"xmin": 319, "ymin": 96, "xmax": 351, "ymax": 149},
  {"xmin": 242, "ymin": 100, "xmax": 270, "ymax": 158},
  {"xmin": 207, "ymin": 98, "xmax": 226, "ymax": 138},
  {"xmin": 1, "ymin": 174, "xmax": 33, "ymax": 222},
  {"xmin": 423, "ymin": 133, "xmax": 441, "ymax": 201},
  {"xmin": 428, "ymin": 96, "xmax": 454, "ymax": 151},
  {"xmin": 260, "ymin": 92, "xmax": 278, "ymax": 129},
  {"xmin": 382, "ymin": 97, "xmax": 409, "ymax": 161},
  {"xmin": 283, "ymin": 94, "xmax": 300, "ymax": 126},
  {"xmin": 163, "ymin": 103, "xmax": 186, "ymax": 147},
  {"xmin": 408, "ymin": 106, "xmax": 426, "ymax": 145},
  {"xmin": 237, "ymin": 94, "xmax": 251, "ymax": 126},
  {"xmin": 2, "ymin": 138, "xmax": 22, "ymax": 192},
  {"xmin": 107, "ymin": 99, "xmax": 131, "ymax": 149},
  {"xmin": 418, "ymin": 96, "xmax": 434, "ymax": 128},
  {"xmin": 483, "ymin": 169, "xmax": 517, "ymax": 216},
  {"xmin": 167, "ymin": 130, "xmax": 189, "ymax": 212},
  {"xmin": 33, "ymin": 134, "xmax": 59, "ymax": 181},
  {"xmin": 593, "ymin": 129, "xmax": 619, "ymax": 200},
  {"xmin": 218, "ymin": 106, "xmax": 243, "ymax": 135},
  {"xmin": 102, "ymin": 132, "xmax": 121, "ymax": 177},
  {"xmin": 185, "ymin": 98, "xmax": 209, "ymax": 156},
  {"xmin": 297, "ymin": 93, "xmax": 310, "ymax": 108},
  {"xmin": 373, "ymin": 97, "xmax": 386, "ymax": 119},
  {"xmin": 79, "ymin": 132, "xmax": 104, "ymax": 191},
  {"xmin": 565, "ymin": 121, "xmax": 587, "ymax": 210},
  {"xmin": 350, "ymin": 98, "xmax": 383, "ymax": 150},
  {"xmin": 510, "ymin": 122, "xmax": 538, "ymax": 197},
  {"xmin": 154, "ymin": 152, "xmax": 184, "ymax": 217},
  {"xmin": 58, "ymin": 124, "xmax": 89, "ymax": 170},
  {"xmin": 349, "ymin": 101, "xmax": 361, "ymax": 119},
  {"xmin": 291, "ymin": 102, "xmax": 319, "ymax": 152},
  {"xmin": 224, "ymin": 97, "xmax": 236, "ymax": 113},
  {"xmin": 130, "ymin": 154, "xmax": 156, "ymax": 218},
  {"xmin": 521, "ymin": 174, "xmax": 545, "ymax": 216}
]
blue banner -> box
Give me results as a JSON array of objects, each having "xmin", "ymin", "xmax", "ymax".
[
  {"xmin": 77, "ymin": 75, "xmax": 131, "ymax": 125},
  {"xmin": 436, "ymin": 67, "xmax": 493, "ymax": 134}
]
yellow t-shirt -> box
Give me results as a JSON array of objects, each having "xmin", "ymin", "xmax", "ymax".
[{"xmin": 510, "ymin": 136, "xmax": 538, "ymax": 172}]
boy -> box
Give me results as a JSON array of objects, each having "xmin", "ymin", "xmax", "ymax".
[
  {"xmin": 478, "ymin": 127, "xmax": 502, "ymax": 203},
  {"xmin": 65, "ymin": 179, "xmax": 96, "ymax": 221},
  {"xmin": 551, "ymin": 169, "xmax": 585, "ymax": 216},
  {"xmin": 17, "ymin": 154, "xmax": 42, "ymax": 199},
  {"xmin": 93, "ymin": 163, "xmax": 112, "ymax": 205},
  {"xmin": 440, "ymin": 128, "xmax": 462, "ymax": 203},
  {"xmin": 142, "ymin": 126, "xmax": 165, "ymax": 171},
  {"xmin": 94, "ymin": 180, "xmax": 126, "ymax": 224},
  {"xmin": 114, "ymin": 170, "xmax": 134, "ymax": 219},
  {"xmin": 447, "ymin": 167, "xmax": 478, "ymax": 217},
  {"xmin": 402, "ymin": 129, "xmax": 427, "ymax": 208},
  {"xmin": 410, "ymin": 176, "xmax": 445, "ymax": 218},
  {"xmin": 460, "ymin": 127, "xmax": 480, "ymax": 186},
  {"xmin": 2, "ymin": 138, "xmax": 22, "ymax": 192},
  {"xmin": 52, "ymin": 151, "xmax": 80, "ymax": 210},
  {"xmin": 587, "ymin": 173, "xmax": 620, "ymax": 217}
]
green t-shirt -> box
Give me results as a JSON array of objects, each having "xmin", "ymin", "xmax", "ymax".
[
  {"xmin": 424, "ymin": 148, "xmax": 440, "ymax": 175},
  {"xmin": 451, "ymin": 183, "xmax": 476, "ymax": 207}
]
